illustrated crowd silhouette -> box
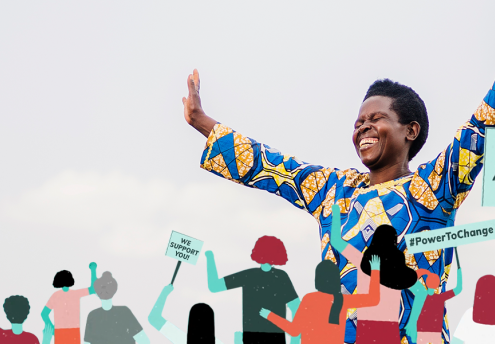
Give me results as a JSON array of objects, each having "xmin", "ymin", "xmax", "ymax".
[{"xmin": 3, "ymin": 74, "xmax": 495, "ymax": 344}]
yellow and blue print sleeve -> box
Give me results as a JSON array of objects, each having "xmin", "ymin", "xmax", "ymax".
[
  {"xmin": 411, "ymin": 83, "xmax": 495, "ymax": 213},
  {"xmin": 199, "ymin": 123, "xmax": 362, "ymax": 216}
]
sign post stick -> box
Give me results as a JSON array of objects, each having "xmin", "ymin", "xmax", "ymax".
[
  {"xmin": 171, "ymin": 260, "xmax": 182, "ymax": 285},
  {"xmin": 454, "ymin": 247, "xmax": 460, "ymax": 269}
]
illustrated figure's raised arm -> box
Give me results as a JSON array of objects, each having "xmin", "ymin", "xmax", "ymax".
[
  {"xmin": 260, "ymin": 256, "xmax": 381, "ymax": 344},
  {"xmin": 148, "ymin": 284, "xmax": 174, "ymax": 332},
  {"xmin": 205, "ymin": 250, "xmax": 227, "ymax": 293},
  {"xmin": 406, "ymin": 249, "xmax": 463, "ymax": 344},
  {"xmin": 205, "ymin": 236, "xmax": 301, "ymax": 344},
  {"xmin": 42, "ymin": 262, "xmax": 98, "ymax": 342},
  {"xmin": 183, "ymin": 71, "xmax": 495, "ymax": 343}
]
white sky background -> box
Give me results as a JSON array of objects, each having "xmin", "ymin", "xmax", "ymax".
[{"xmin": 1, "ymin": 0, "xmax": 495, "ymax": 342}]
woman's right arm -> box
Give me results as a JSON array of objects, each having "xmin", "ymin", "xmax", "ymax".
[{"xmin": 183, "ymin": 70, "xmax": 354, "ymax": 216}]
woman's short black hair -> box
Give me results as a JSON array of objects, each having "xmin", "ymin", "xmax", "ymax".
[
  {"xmin": 361, "ymin": 225, "xmax": 417, "ymax": 290},
  {"xmin": 3, "ymin": 295, "xmax": 30, "ymax": 324},
  {"xmin": 364, "ymin": 79, "xmax": 429, "ymax": 161},
  {"xmin": 53, "ymin": 270, "xmax": 75, "ymax": 288}
]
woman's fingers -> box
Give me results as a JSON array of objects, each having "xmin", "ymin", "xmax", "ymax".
[{"xmin": 193, "ymin": 69, "xmax": 200, "ymax": 93}]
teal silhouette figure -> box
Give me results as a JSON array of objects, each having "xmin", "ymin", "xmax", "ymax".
[
  {"xmin": 206, "ymin": 236, "xmax": 301, "ymax": 344},
  {"xmin": 41, "ymin": 262, "xmax": 97, "ymax": 344},
  {"xmin": 2, "ymin": 295, "xmax": 53, "ymax": 344},
  {"xmin": 406, "ymin": 248, "xmax": 463, "ymax": 344},
  {"xmin": 83, "ymin": 271, "xmax": 150, "ymax": 344},
  {"xmin": 148, "ymin": 283, "xmax": 243, "ymax": 343}
]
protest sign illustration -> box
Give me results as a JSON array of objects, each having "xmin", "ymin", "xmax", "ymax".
[
  {"xmin": 165, "ymin": 231, "xmax": 204, "ymax": 284},
  {"xmin": 405, "ymin": 219, "xmax": 495, "ymax": 254},
  {"xmin": 482, "ymin": 128, "xmax": 495, "ymax": 207}
]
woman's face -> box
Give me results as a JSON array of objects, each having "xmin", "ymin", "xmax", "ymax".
[{"xmin": 353, "ymin": 96, "xmax": 411, "ymax": 170}]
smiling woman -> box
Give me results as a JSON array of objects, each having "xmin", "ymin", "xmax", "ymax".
[
  {"xmin": 182, "ymin": 69, "xmax": 495, "ymax": 343},
  {"xmin": 353, "ymin": 79, "xmax": 427, "ymax": 185}
]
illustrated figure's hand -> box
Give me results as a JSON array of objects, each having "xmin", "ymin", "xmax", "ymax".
[
  {"xmin": 182, "ymin": 69, "xmax": 205, "ymax": 125},
  {"xmin": 163, "ymin": 284, "xmax": 174, "ymax": 295},
  {"xmin": 89, "ymin": 262, "xmax": 97, "ymax": 270},
  {"xmin": 44, "ymin": 322, "xmax": 54, "ymax": 335},
  {"xmin": 205, "ymin": 250, "xmax": 214, "ymax": 258},
  {"xmin": 259, "ymin": 308, "xmax": 271, "ymax": 319},
  {"xmin": 369, "ymin": 255, "xmax": 381, "ymax": 271}
]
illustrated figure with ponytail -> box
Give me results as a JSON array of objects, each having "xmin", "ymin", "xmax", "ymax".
[
  {"xmin": 406, "ymin": 248, "xmax": 463, "ymax": 344},
  {"xmin": 330, "ymin": 204, "xmax": 422, "ymax": 343},
  {"xmin": 259, "ymin": 255, "xmax": 381, "ymax": 343}
]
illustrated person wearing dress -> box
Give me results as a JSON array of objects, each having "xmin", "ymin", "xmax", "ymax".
[
  {"xmin": 42, "ymin": 263, "xmax": 97, "ymax": 344},
  {"xmin": 406, "ymin": 248, "xmax": 463, "ymax": 344},
  {"xmin": 83, "ymin": 271, "xmax": 150, "ymax": 344},
  {"xmin": 330, "ymin": 204, "xmax": 421, "ymax": 343},
  {"xmin": 181, "ymin": 69, "xmax": 495, "ymax": 342},
  {"xmin": 2, "ymin": 295, "xmax": 53, "ymax": 344},
  {"xmin": 148, "ymin": 283, "xmax": 243, "ymax": 344},
  {"xmin": 451, "ymin": 274, "xmax": 495, "ymax": 344},
  {"xmin": 206, "ymin": 236, "xmax": 301, "ymax": 344},
  {"xmin": 259, "ymin": 255, "xmax": 381, "ymax": 344}
]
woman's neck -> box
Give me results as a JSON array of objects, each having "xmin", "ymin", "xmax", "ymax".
[{"xmin": 368, "ymin": 162, "xmax": 411, "ymax": 186}]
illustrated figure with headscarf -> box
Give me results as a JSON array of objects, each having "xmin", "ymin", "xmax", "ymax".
[
  {"xmin": 148, "ymin": 283, "xmax": 243, "ymax": 344},
  {"xmin": 451, "ymin": 274, "xmax": 495, "ymax": 344},
  {"xmin": 330, "ymin": 204, "xmax": 422, "ymax": 343},
  {"xmin": 405, "ymin": 248, "xmax": 463, "ymax": 344},
  {"xmin": 259, "ymin": 255, "xmax": 381, "ymax": 344}
]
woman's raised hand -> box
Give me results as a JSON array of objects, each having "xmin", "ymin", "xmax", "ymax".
[{"xmin": 182, "ymin": 69, "xmax": 216, "ymax": 137}]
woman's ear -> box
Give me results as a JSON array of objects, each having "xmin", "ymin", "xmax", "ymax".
[{"xmin": 406, "ymin": 121, "xmax": 421, "ymax": 141}]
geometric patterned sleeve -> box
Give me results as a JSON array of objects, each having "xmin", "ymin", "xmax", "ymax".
[
  {"xmin": 410, "ymin": 83, "xmax": 495, "ymax": 213},
  {"xmin": 200, "ymin": 123, "xmax": 366, "ymax": 217}
]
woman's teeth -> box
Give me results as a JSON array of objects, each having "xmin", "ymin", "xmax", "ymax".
[{"xmin": 359, "ymin": 138, "xmax": 378, "ymax": 149}]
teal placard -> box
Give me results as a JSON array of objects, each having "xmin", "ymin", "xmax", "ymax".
[
  {"xmin": 482, "ymin": 128, "xmax": 495, "ymax": 206},
  {"xmin": 165, "ymin": 231, "xmax": 204, "ymax": 265},
  {"xmin": 405, "ymin": 219, "xmax": 495, "ymax": 254}
]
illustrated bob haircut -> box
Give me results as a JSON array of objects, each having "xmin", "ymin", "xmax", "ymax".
[
  {"xmin": 251, "ymin": 236, "xmax": 288, "ymax": 266},
  {"xmin": 53, "ymin": 270, "xmax": 75, "ymax": 288}
]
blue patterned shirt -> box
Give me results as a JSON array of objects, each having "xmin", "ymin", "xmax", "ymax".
[{"xmin": 200, "ymin": 85, "xmax": 495, "ymax": 343}]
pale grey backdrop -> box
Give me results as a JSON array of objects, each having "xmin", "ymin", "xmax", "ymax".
[{"xmin": 1, "ymin": 1, "xmax": 494, "ymax": 343}]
